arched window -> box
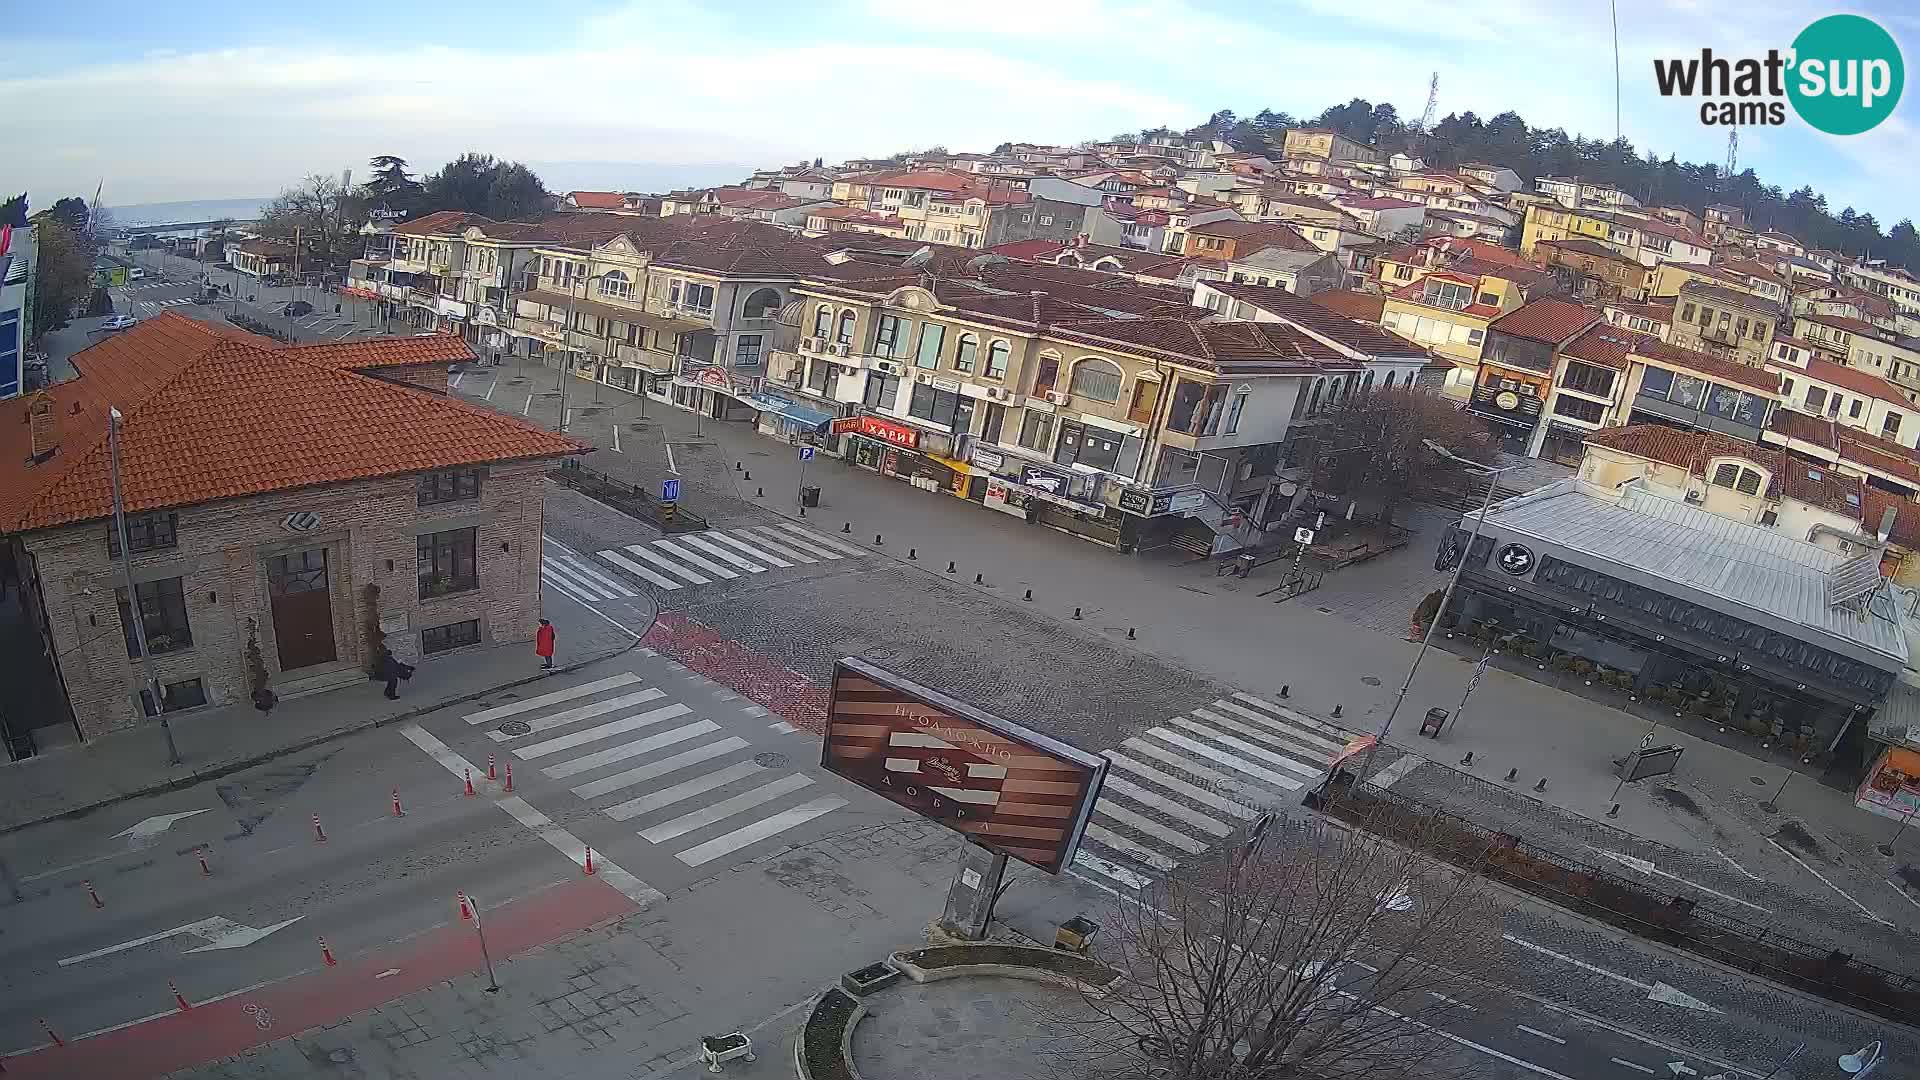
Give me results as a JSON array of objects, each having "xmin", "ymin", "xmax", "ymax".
[
  {"xmin": 1363, "ymin": 370, "xmax": 1375, "ymax": 393},
  {"xmin": 1068, "ymin": 357, "xmax": 1125, "ymax": 402},
  {"xmin": 742, "ymin": 287, "xmax": 781, "ymax": 320},
  {"xmin": 812, "ymin": 305, "xmax": 833, "ymax": 338},
  {"xmin": 1383, "ymin": 371, "xmax": 1397, "ymax": 390},
  {"xmin": 954, "ymin": 334, "xmax": 979, "ymax": 374},
  {"xmin": 985, "ymin": 340, "xmax": 1010, "ymax": 379},
  {"xmin": 598, "ymin": 270, "xmax": 632, "ymax": 300},
  {"xmin": 836, "ymin": 309, "xmax": 856, "ymax": 345},
  {"xmin": 1308, "ymin": 378, "xmax": 1325, "ymax": 413}
]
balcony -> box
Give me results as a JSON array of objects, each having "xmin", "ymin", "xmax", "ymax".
[
  {"xmin": 1631, "ymin": 390, "xmax": 1764, "ymax": 441},
  {"xmin": 1468, "ymin": 384, "xmax": 1544, "ymax": 430}
]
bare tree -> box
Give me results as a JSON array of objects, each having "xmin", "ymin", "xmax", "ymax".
[
  {"xmin": 1037, "ymin": 814, "xmax": 1500, "ymax": 1080},
  {"xmin": 1310, "ymin": 386, "xmax": 1497, "ymax": 528},
  {"xmin": 258, "ymin": 173, "xmax": 365, "ymax": 272}
]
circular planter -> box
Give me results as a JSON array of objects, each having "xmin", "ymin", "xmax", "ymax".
[{"xmin": 888, "ymin": 943, "xmax": 1121, "ymax": 997}]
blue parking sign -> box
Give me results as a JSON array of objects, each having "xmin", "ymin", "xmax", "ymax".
[
  {"xmin": 661, "ymin": 478, "xmax": 680, "ymax": 502},
  {"xmin": 799, "ymin": 447, "xmax": 815, "ymax": 461}
]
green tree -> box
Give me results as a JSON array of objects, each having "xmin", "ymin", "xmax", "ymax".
[
  {"xmin": 485, "ymin": 162, "xmax": 549, "ymax": 220},
  {"xmin": 47, "ymin": 196, "xmax": 91, "ymax": 234},
  {"xmin": 422, "ymin": 153, "xmax": 550, "ymax": 220},
  {"xmin": 362, "ymin": 154, "xmax": 423, "ymax": 217},
  {"xmin": 26, "ymin": 218, "xmax": 92, "ymax": 337}
]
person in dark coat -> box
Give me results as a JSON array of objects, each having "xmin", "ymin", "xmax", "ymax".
[{"xmin": 376, "ymin": 645, "xmax": 414, "ymax": 700}]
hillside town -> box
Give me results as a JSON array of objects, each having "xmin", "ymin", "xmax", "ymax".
[{"xmin": 5, "ymin": 111, "xmax": 1920, "ymax": 1078}]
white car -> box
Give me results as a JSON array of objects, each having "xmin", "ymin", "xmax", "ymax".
[
  {"xmin": 128, "ymin": 267, "xmax": 146, "ymax": 281},
  {"xmin": 98, "ymin": 315, "xmax": 139, "ymax": 332}
]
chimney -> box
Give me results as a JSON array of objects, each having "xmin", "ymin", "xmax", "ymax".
[
  {"xmin": 27, "ymin": 394, "xmax": 56, "ymax": 461},
  {"xmin": 1878, "ymin": 505, "xmax": 1898, "ymax": 544}
]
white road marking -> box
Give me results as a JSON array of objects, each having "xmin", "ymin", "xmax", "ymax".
[
  {"xmin": 1611, "ymin": 1059, "xmax": 1657, "ymax": 1075},
  {"xmin": 399, "ymin": 724, "xmax": 662, "ymax": 906},
  {"xmin": 639, "ymin": 773, "xmax": 814, "ymax": 843},
  {"xmin": 597, "ymin": 548, "xmax": 684, "ymax": 591},
  {"xmin": 700, "ymin": 531, "xmax": 793, "ymax": 568},
  {"xmin": 1713, "ymin": 850, "xmax": 1763, "ymax": 881},
  {"xmin": 462, "ymin": 673, "xmax": 643, "ymax": 725},
  {"xmin": 1190, "ymin": 707, "xmax": 1337, "ymax": 763},
  {"xmin": 1764, "ymin": 838, "xmax": 1894, "ymax": 926},
  {"xmin": 450, "ymin": 371, "xmax": 464, "ymax": 388},
  {"xmin": 523, "ymin": 393, "xmax": 533, "ymax": 415},
  {"xmin": 58, "ymin": 916, "xmax": 303, "ymax": 967},
  {"xmin": 1334, "ymin": 990, "xmax": 1578, "ymax": 1080},
  {"xmin": 1164, "ymin": 718, "xmax": 1322, "ymax": 780},
  {"xmin": 1083, "ymin": 823, "xmax": 1178, "ymax": 872},
  {"xmin": 739, "ymin": 526, "xmax": 834, "ymax": 561},
  {"xmin": 773, "ymin": 523, "xmax": 867, "ymax": 558},
  {"xmin": 621, "ymin": 544, "xmax": 713, "ymax": 584},
  {"xmin": 484, "ymin": 379, "xmax": 496, "ymax": 402},
  {"xmin": 770, "ymin": 721, "xmax": 796, "ymax": 734},
  {"xmin": 675, "ymin": 797, "xmax": 847, "ymax": 867},
  {"xmin": 723, "ymin": 528, "xmax": 815, "ymax": 564},
  {"xmin": 1104, "ymin": 750, "xmax": 1259, "ymax": 819},
  {"xmin": 1888, "ymin": 878, "xmax": 1920, "ymax": 912},
  {"xmin": 1516, "ymin": 1025, "xmax": 1566, "ymax": 1044},
  {"xmin": 652, "ymin": 538, "xmax": 739, "ymax": 579},
  {"xmin": 1097, "ymin": 774, "xmax": 1234, "ymax": 836},
  {"xmin": 1587, "ymin": 848, "xmax": 1772, "ymax": 914},
  {"xmin": 1094, "ymin": 802, "xmax": 1209, "ymax": 854},
  {"xmin": 665, "ymin": 442, "xmax": 678, "ymax": 475},
  {"xmin": 1072, "ymin": 850, "xmax": 1153, "ymax": 891},
  {"xmin": 112, "ymin": 808, "xmax": 214, "ymax": 842},
  {"xmin": 676, "ymin": 533, "xmax": 767, "ymax": 573},
  {"xmin": 546, "ymin": 551, "xmax": 636, "ymax": 598},
  {"xmin": 564, "ymin": 729, "xmax": 736, "ymax": 794},
  {"xmin": 1500, "ymin": 934, "xmax": 1719, "ymax": 1013},
  {"xmin": 513, "ymin": 704, "xmax": 695, "ymax": 759},
  {"xmin": 1366, "ymin": 755, "xmax": 1422, "ymax": 790},
  {"xmin": 484, "ymin": 690, "xmax": 668, "ymax": 740},
  {"xmin": 612, "ymin": 424, "xmax": 621, "ymax": 453},
  {"xmin": 606, "ymin": 761, "xmax": 764, "ymax": 821},
  {"xmin": 1208, "ymin": 699, "xmax": 1349, "ymax": 754}
]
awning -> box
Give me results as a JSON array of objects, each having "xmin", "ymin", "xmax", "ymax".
[
  {"xmin": 747, "ymin": 393, "xmax": 832, "ymax": 433},
  {"xmin": 926, "ymin": 454, "xmax": 973, "ymax": 475}
]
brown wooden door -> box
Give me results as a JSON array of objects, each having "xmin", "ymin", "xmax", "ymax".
[{"xmin": 268, "ymin": 548, "xmax": 337, "ymax": 671}]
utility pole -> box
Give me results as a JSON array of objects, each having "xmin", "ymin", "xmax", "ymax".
[
  {"xmin": 468, "ymin": 890, "xmax": 501, "ymax": 992},
  {"xmin": 109, "ymin": 407, "xmax": 182, "ymax": 767}
]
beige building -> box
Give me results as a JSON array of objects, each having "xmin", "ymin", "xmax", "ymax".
[{"xmin": 1670, "ymin": 282, "xmax": 1781, "ymax": 365}]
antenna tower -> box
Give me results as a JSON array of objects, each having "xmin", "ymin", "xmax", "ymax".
[{"xmin": 1417, "ymin": 72, "xmax": 1440, "ymax": 133}]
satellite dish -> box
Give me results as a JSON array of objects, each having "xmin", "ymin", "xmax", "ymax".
[
  {"xmin": 967, "ymin": 254, "xmax": 1010, "ymax": 274},
  {"xmin": 901, "ymin": 245, "xmax": 935, "ymax": 270}
]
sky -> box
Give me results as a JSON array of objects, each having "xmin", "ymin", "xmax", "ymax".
[{"xmin": 4, "ymin": 0, "xmax": 1918, "ymax": 225}]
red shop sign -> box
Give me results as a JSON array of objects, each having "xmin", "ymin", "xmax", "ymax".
[{"xmin": 859, "ymin": 415, "xmax": 919, "ymax": 449}]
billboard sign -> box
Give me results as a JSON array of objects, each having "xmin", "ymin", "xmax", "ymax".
[{"xmin": 822, "ymin": 658, "xmax": 1106, "ymax": 874}]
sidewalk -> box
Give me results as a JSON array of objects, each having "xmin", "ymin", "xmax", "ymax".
[{"xmin": 0, "ymin": 623, "xmax": 641, "ymax": 837}]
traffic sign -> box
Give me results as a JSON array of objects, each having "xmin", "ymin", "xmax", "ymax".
[
  {"xmin": 799, "ymin": 447, "xmax": 815, "ymax": 461},
  {"xmin": 661, "ymin": 478, "xmax": 680, "ymax": 503},
  {"xmin": 1294, "ymin": 527, "xmax": 1316, "ymax": 545}
]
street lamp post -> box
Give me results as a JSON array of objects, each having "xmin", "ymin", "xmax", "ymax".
[
  {"xmin": 1348, "ymin": 442, "xmax": 1521, "ymax": 791},
  {"xmin": 108, "ymin": 407, "xmax": 182, "ymax": 767}
]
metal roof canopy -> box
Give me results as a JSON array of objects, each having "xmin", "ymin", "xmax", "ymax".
[{"xmin": 1463, "ymin": 481, "xmax": 1909, "ymax": 670}]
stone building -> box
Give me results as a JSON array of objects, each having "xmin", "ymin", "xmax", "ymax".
[{"xmin": 0, "ymin": 312, "xmax": 586, "ymax": 747}]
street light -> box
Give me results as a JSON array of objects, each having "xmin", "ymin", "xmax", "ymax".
[
  {"xmin": 1839, "ymin": 1041, "xmax": 1885, "ymax": 1077},
  {"xmin": 1348, "ymin": 441, "xmax": 1522, "ymax": 790},
  {"xmin": 108, "ymin": 407, "xmax": 182, "ymax": 767}
]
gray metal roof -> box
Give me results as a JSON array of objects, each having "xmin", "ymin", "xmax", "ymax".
[{"xmin": 1469, "ymin": 482, "xmax": 1910, "ymax": 666}]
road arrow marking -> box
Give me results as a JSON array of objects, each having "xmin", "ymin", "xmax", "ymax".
[
  {"xmin": 1667, "ymin": 1063, "xmax": 1696, "ymax": 1076},
  {"xmin": 375, "ymin": 967, "xmax": 402, "ymax": 979},
  {"xmin": 113, "ymin": 809, "xmax": 213, "ymax": 845},
  {"xmin": 58, "ymin": 915, "xmax": 303, "ymax": 966},
  {"xmin": 1501, "ymin": 935, "xmax": 1720, "ymax": 1014}
]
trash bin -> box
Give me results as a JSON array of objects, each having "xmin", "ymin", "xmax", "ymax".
[
  {"xmin": 1419, "ymin": 707, "xmax": 1447, "ymax": 738},
  {"xmin": 799, "ymin": 485, "xmax": 821, "ymax": 508}
]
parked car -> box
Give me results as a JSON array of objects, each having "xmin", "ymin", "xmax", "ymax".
[
  {"xmin": 281, "ymin": 301, "xmax": 314, "ymax": 318},
  {"xmin": 128, "ymin": 267, "xmax": 146, "ymax": 281},
  {"xmin": 97, "ymin": 315, "xmax": 138, "ymax": 332}
]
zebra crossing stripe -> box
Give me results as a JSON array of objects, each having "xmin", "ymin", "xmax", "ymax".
[
  {"xmin": 548, "ymin": 551, "xmax": 637, "ymax": 597},
  {"xmin": 676, "ymin": 534, "xmax": 768, "ymax": 573},
  {"xmin": 621, "ymin": 544, "xmax": 712, "ymax": 584},
  {"xmin": 651, "ymin": 538, "xmax": 739, "ymax": 579},
  {"xmin": 1083, "ymin": 823, "xmax": 1178, "ymax": 872},
  {"xmin": 1190, "ymin": 707, "xmax": 1335, "ymax": 763},
  {"xmin": 542, "ymin": 556, "xmax": 628, "ymax": 601},
  {"xmin": 484, "ymin": 689, "xmax": 667, "ymax": 740},
  {"xmin": 739, "ymin": 526, "xmax": 834, "ymax": 561},
  {"xmin": 604, "ymin": 760, "xmax": 763, "ymax": 821},
  {"xmin": 1104, "ymin": 750, "xmax": 1259, "ymax": 819},
  {"xmin": 514, "ymin": 703, "xmax": 695, "ymax": 759},
  {"xmin": 1072, "ymin": 850, "xmax": 1153, "ymax": 891},
  {"xmin": 699, "ymin": 531, "xmax": 792, "ymax": 568},
  {"xmin": 774, "ymin": 523, "xmax": 866, "ymax": 558},
  {"xmin": 542, "ymin": 569, "xmax": 601, "ymax": 607},
  {"xmin": 1166, "ymin": 717, "xmax": 1325, "ymax": 781},
  {"xmin": 1094, "ymin": 802, "xmax": 1210, "ymax": 854},
  {"xmin": 563, "ymin": 731, "xmax": 742, "ymax": 791},
  {"xmin": 676, "ymin": 796, "xmax": 847, "ymax": 867},
  {"xmin": 1208, "ymin": 699, "xmax": 1348, "ymax": 754},
  {"xmin": 1145, "ymin": 727, "xmax": 1304, "ymax": 791},
  {"xmin": 1098, "ymin": 774, "xmax": 1235, "ymax": 836},
  {"xmin": 639, "ymin": 772, "xmax": 814, "ymax": 843},
  {"xmin": 722, "ymin": 528, "xmax": 814, "ymax": 564},
  {"xmin": 598, "ymin": 549, "xmax": 683, "ymax": 591},
  {"xmin": 463, "ymin": 674, "xmax": 642, "ymax": 724}
]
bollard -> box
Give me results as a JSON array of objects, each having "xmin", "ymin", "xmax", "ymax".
[
  {"xmin": 735, "ymin": 462, "xmax": 742, "ymax": 471},
  {"xmin": 459, "ymin": 892, "xmax": 473, "ymax": 921},
  {"xmin": 37, "ymin": 1019, "xmax": 63, "ymax": 1048},
  {"xmin": 503, "ymin": 761, "xmax": 514, "ymax": 793},
  {"xmin": 1503, "ymin": 767, "xmax": 1517, "ymax": 783},
  {"xmin": 973, "ymin": 572, "xmax": 983, "ymax": 585},
  {"xmin": 313, "ymin": 814, "xmax": 327, "ymax": 842},
  {"xmin": 392, "ymin": 789, "xmax": 404, "ymax": 817},
  {"xmin": 584, "ymin": 846, "xmax": 597, "ymax": 876},
  {"xmin": 1460, "ymin": 752, "xmax": 1474, "ymax": 767},
  {"xmin": 756, "ymin": 487, "xmax": 764, "ymax": 498},
  {"xmin": 84, "ymin": 880, "xmax": 104, "ymax": 909},
  {"xmin": 197, "ymin": 847, "xmax": 212, "ymax": 877},
  {"xmin": 171, "ymin": 980, "xmax": 192, "ymax": 1012},
  {"xmin": 1606, "ymin": 803, "xmax": 1621, "ymax": 819},
  {"xmin": 1023, "ymin": 589, "xmax": 1032, "ymax": 601},
  {"xmin": 908, "ymin": 548, "xmax": 916, "ymax": 560},
  {"xmin": 874, "ymin": 534, "xmax": 883, "ymax": 545},
  {"xmin": 798, "ymin": 505, "xmax": 806, "ymax": 516},
  {"xmin": 946, "ymin": 561, "xmax": 956, "ymax": 573},
  {"xmin": 319, "ymin": 937, "xmax": 337, "ymax": 967},
  {"xmin": 1073, "ymin": 607, "xmax": 1083, "ymax": 620},
  {"xmin": 842, "ymin": 522, "xmax": 851, "ymax": 533},
  {"xmin": 1533, "ymin": 777, "xmax": 1547, "ymax": 793},
  {"xmin": 1332, "ymin": 704, "xmax": 1342, "ymax": 718},
  {"xmin": 1128, "ymin": 628, "xmax": 1136, "ymax": 640},
  {"xmin": 744, "ymin": 470, "xmax": 751, "ymax": 481},
  {"xmin": 464, "ymin": 768, "xmax": 476, "ymax": 797},
  {"xmin": 1280, "ymin": 684, "xmax": 1289, "ymax": 698},
  {"xmin": 487, "ymin": 754, "xmax": 497, "ymax": 782}
]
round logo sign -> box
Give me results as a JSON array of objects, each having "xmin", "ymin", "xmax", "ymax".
[
  {"xmin": 1494, "ymin": 391, "xmax": 1521, "ymax": 411},
  {"xmin": 1788, "ymin": 15, "xmax": 1904, "ymax": 136},
  {"xmin": 1496, "ymin": 542, "xmax": 1535, "ymax": 576}
]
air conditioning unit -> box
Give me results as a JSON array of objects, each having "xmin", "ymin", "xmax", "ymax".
[
  {"xmin": 1684, "ymin": 488, "xmax": 1704, "ymax": 503},
  {"xmin": 783, "ymin": 369, "xmax": 803, "ymax": 386},
  {"xmin": 834, "ymin": 342, "xmax": 852, "ymax": 357},
  {"xmin": 872, "ymin": 359, "xmax": 903, "ymax": 377},
  {"xmin": 802, "ymin": 336, "xmax": 822, "ymax": 353},
  {"xmin": 983, "ymin": 387, "xmax": 1002, "ymax": 401},
  {"xmin": 1045, "ymin": 390, "xmax": 1070, "ymax": 405},
  {"xmin": 915, "ymin": 372, "xmax": 934, "ymax": 384}
]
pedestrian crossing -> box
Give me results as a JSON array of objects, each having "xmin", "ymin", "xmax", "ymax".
[
  {"xmin": 461, "ymin": 671, "xmax": 846, "ymax": 868},
  {"xmin": 123, "ymin": 280, "xmax": 176, "ymax": 290},
  {"xmin": 589, "ymin": 523, "xmax": 867, "ymax": 594},
  {"xmin": 132, "ymin": 298, "xmax": 197, "ymax": 316},
  {"xmin": 542, "ymin": 540, "xmax": 642, "ymax": 606},
  {"xmin": 1068, "ymin": 693, "xmax": 1359, "ymax": 892}
]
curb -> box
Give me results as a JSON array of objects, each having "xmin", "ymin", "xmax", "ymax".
[{"xmin": 0, "ymin": 635, "xmax": 647, "ymax": 840}]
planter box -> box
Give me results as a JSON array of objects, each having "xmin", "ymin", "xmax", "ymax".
[
  {"xmin": 889, "ymin": 944, "xmax": 1121, "ymax": 996},
  {"xmin": 839, "ymin": 962, "xmax": 902, "ymax": 998}
]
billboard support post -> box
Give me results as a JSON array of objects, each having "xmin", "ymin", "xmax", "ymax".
[{"xmin": 940, "ymin": 841, "xmax": 1010, "ymax": 941}]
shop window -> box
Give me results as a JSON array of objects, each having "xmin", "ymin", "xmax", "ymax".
[
  {"xmin": 140, "ymin": 677, "xmax": 208, "ymax": 717},
  {"xmin": 423, "ymin": 619, "xmax": 482, "ymax": 654},
  {"xmin": 418, "ymin": 527, "xmax": 478, "ymax": 598},
  {"xmin": 417, "ymin": 468, "xmax": 483, "ymax": 506},
  {"xmin": 117, "ymin": 577, "xmax": 192, "ymax": 657},
  {"xmin": 908, "ymin": 383, "xmax": 961, "ymax": 426},
  {"xmin": 108, "ymin": 511, "xmax": 178, "ymax": 557},
  {"xmin": 864, "ymin": 373, "xmax": 900, "ymax": 411}
]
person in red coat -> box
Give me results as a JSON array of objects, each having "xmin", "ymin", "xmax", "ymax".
[{"xmin": 535, "ymin": 618, "xmax": 556, "ymax": 669}]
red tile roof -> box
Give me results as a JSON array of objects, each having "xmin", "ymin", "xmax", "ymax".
[
  {"xmin": 1310, "ymin": 289, "xmax": 1386, "ymax": 323},
  {"xmin": 1537, "ymin": 237, "xmax": 1641, "ymax": 266},
  {"xmin": 393, "ymin": 211, "xmax": 489, "ymax": 237},
  {"xmin": 1798, "ymin": 358, "xmax": 1909, "ymax": 403},
  {"xmin": 1050, "ymin": 317, "xmax": 1358, "ymax": 372},
  {"xmin": 1487, "ymin": 298, "xmax": 1600, "ymax": 344},
  {"xmin": 1562, "ymin": 324, "xmax": 1652, "ymax": 370},
  {"xmin": 1836, "ymin": 429, "xmax": 1920, "ymax": 487},
  {"xmin": 1187, "ymin": 220, "xmax": 1315, "ymax": 251},
  {"xmin": 1766, "ymin": 408, "xmax": 1840, "ymax": 451},
  {"xmin": 1799, "ymin": 312, "xmax": 1881, "ymax": 337},
  {"xmin": 0, "ymin": 313, "xmax": 585, "ymax": 533},
  {"xmin": 1202, "ymin": 283, "xmax": 1416, "ymax": 357},
  {"xmin": 568, "ymin": 191, "xmax": 626, "ymax": 209},
  {"xmin": 1582, "ymin": 424, "xmax": 1772, "ymax": 477},
  {"xmin": 1339, "ymin": 196, "xmax": 1424, "ymax": 210},
  {"xmin": 990, "ymin": 239, "xmax": 1072, "ymax": 260},
  {"xmin": 1633, "ymin": 338, "xmax": 1781, "ymax": 393}
]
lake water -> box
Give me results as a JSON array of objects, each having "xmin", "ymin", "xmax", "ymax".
[{"xmin": 107, "ymin": 198, "xmax": 270, "ymax": 228}]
